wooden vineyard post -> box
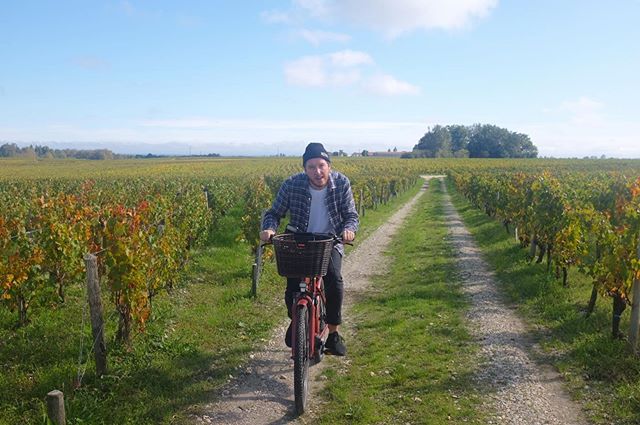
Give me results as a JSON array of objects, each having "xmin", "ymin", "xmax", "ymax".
[
  {"xmin": 46, "ymin": 390, "xmax": 66, "ymax": 425},
  {"xmin": 252, "ymin": 244, "xmax": 263, "ymax": 297},
  {"xmin": 629, "ymin": 233, "xmax": 640, "ymax": 354},
  {"xmin": 359, "ymin": 188, "xmax": 365, "ymax": 217},
  {"xmin": 84, "ymin": 254, "xmax": 107, "ymax": 376},
  {"xmin": 203, "ymin": 187, "xmax": 210, "ymax": 209},
  {"xmin": 251, "ymin": 210, "xmax": 267, "ymax": 297}
]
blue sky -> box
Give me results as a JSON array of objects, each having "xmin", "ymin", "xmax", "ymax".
[{"xmin": 1, "ymin": 1, "xmax": 639, "ymax": 157}]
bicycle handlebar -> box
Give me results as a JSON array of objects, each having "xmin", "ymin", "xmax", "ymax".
[{"xmin": 260, "ymin": 231, "xmax": 353, "ymax": 247}]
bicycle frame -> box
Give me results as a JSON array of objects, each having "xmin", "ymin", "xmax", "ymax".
[
  {"xmin": 263, "ymin": 231, "xmax": 349, "ymax": 415},
  {"xmin": 291, "ymin": 275, "xmax": 329, "ymax": 360}
]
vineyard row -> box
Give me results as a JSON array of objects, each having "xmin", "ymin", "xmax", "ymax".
[
  {"xmin": 1, "ymin": 166, "xmax": 417, "ymax": 344},
  {"xmin": 449, "ymin": 169, "xmax": 640, "ymax": 348}
]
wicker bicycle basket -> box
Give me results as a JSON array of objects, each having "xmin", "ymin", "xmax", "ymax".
[{"xmin": 272, "ymin": 233, "xmax": 334, "ymax": 278}]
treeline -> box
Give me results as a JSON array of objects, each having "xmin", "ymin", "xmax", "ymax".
[
  {"xmin": 0, "ymin": 143, "xmax": 222, "ymax": 160},
  {"xmin": 133, "ymin": 152, "xmax": 221, "ymax": 159},
  {"xmin": 406, "ymin": 124, "xmax": 538, "ymax": 159},
  {"xmin": 0, "ymin": 142, "xmax": 124, "ymax": 160}
]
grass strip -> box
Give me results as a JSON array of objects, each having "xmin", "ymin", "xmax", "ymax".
[
  {"xmin": 0, "ymin": 179, "xmax": 423, "ymax": 425},
  {"xmin": 447, "ymin": 180, "xmax": 640, "ymax": 425},
  {"xmin": 316, "ymin": 179, "xmax": 486, "ymax": 424}
]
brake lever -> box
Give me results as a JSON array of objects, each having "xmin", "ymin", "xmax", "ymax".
[{"xmin": 333, "ymin": 235, "xmax": 354, "ymax": 246}]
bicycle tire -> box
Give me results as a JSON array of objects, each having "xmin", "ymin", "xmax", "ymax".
[
  {"xmin": 294, "ymin": 304, "xmax": 309, "ymax": 415},
  {"xmin": 314, "ymin": 295, "xmax": 326, "ymax": 363}
]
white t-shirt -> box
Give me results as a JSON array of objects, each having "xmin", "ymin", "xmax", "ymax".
[{"xmin": 307, "ymin": 185, "xmax": 332, "ymax": 234}]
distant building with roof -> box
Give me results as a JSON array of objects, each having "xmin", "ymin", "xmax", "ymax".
[{"xmin": 370, "ymin": 150, "xmax": 408, "ymax": 158}]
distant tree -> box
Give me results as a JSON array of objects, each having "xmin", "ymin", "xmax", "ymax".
[
  {"xmin": 361, "ymin": 150, "xmax": 369, "ymax": 157},
  {"xmin": 0, "ymin": 143, "xmax": 20, "ymax": 157},
  {"xmin": 393, "ymin": 146, "xmax": 398, "ymax": 152},
  {"xmin": 21, "ymin": 146, "xmax": 37, "ymax": 160},
  {"xmin": 452, "ymin": 149, "xmax": 468, "ymax": 158},
  {"xmin": 505, "ymin": 132, "xmax": 537, "ymax": 158},
  {"xmin": 467, "ymin": 124, "xmax": 504, "ymax": 158},
  {"xmin": 34, "ymin": 145, "xmax": 52, "ymax": 157},
  {"xmin": 446, "ymin": 125, "xmax": 470, "ymax": 155},
  {"xmin": 411, "ymin": 123, "xmax": 538, "ymax": 159},
  {"xmin": 467, "ymin": 124, "xmax": 538, "ymax": 158},
  {"xmin": 413, "ymin": 125, "xmax": 452, "ymax": 157}
]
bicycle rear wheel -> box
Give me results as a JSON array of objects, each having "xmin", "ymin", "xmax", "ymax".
[{"xmin": 294, "ymin": 304, "xmax": 309, "ymax": 415}]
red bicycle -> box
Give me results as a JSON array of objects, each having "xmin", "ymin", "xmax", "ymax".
[{"xmin": 269, "ymin": 232, "xmax": 345, "ymax": 415}]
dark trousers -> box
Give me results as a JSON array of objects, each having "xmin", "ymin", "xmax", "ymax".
[{"xmin": 285, "ymin": 248, "xmax": 343, "ymax": 325}]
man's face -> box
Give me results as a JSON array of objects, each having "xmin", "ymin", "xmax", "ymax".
[{"xmin": 304, "ymin": 158, "xmax": 331, "ymax": 189}]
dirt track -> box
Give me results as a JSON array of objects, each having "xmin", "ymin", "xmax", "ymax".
[
  {"xmin": 190, "ymin": 178, "xmax": 434, "ymax": 424},
  {"xmin": 441, "ymin": 179, "xmax": 587, "ymax": 425},
  {"xmin": 191, "ymin": 177, "xmax": 587, "ymax": 424}
]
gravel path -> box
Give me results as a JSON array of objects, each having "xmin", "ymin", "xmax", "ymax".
[
  {"xmin": 441, "ymin": 179, "xmax": 588, "ymax": 425},
  {"xmin": 191, "ymin": 177, "xmax": 437, "ymax": 424}
]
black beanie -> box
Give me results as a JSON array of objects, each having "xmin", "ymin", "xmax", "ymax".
[{"xmin": 302, "ymin": 142, "xmax": 331, "ymax": 166}]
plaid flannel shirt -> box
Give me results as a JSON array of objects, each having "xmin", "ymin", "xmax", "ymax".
[{"xmin": 262, "ymin": 171, "xmax": 359, "ymax": 255}]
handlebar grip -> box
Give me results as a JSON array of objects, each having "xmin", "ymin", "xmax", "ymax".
[{"xmin": 333, "ymin": 235, "xmax": 354, "ymax": 246}]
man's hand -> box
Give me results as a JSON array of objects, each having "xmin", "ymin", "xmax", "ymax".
[
  {"xmin": 260, "ymin": 229, "xmax": 275, "ymax": 242},
  {"xmin": 342, "ymin": 229, "xmax": 355, "ymax": 243}
]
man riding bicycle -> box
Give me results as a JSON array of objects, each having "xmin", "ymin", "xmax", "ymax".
[{"xmin": 260, "ymin": 142, "xmax": 359, "ymax": 356}]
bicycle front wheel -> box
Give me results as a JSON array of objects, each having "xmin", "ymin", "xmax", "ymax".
[{"xmin": 294, "ymin": 304, "xmax": 309, "ymax": 415}]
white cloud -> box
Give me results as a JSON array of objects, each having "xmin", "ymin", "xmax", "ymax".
[
  {"xmin": 139, "ymin": 117, "xmax": 425, "ymax": 154},
  {"xmin": 294, "ymin": 0, "xmax": 498, "ymax": 37},
  {"xmin": 140, "ymin": 118, "xmax": 424, "ymax": 131},
  {"xmin": 558, "ymin": 96, "xmax": 604, "ymax": 125},
  {"xmin": 295, "ymin": 0, "xmax": 331, "ymax": 18},
  {"xmin": 328, "ymin": 49, "xmax": 373, "ymax": 67},
  {"xmin": 298, "ymin": 29, "xmax": 351, "ymax": 45},
  {"xmin": 520, "ymin": 119, "xmax": 640, "ymax": 158},
  {"xmin": 261, "ymin": 10, "xmax": 292, "ymax": 24},
  {"xmin": 0, "ymin": 119, "xmax": 429, "ymax": 155},
  {"xmin": 514, "ymin": 99, "xmax": 639, "ymax": 157},
  {"xmin": 7, "ymin": 115, "xmax": 640, "ymax": 158},
  {"xmin": 284, "ymin": 50, "xmax": 372, "ymax": 87},
  {"xmin": 364, "ymin": 74, "xmax": 421, "ymax": 96},
  {"xmin": 284, "ymin": 50, "xmax": 418, "ymax": 95},
  {"xmin": 284, "ymin": 55, "xmax": 328, "ymax": 86},
  {"xmin": 140, "ymin": 118, "xmax": 218, "ymax": 129}
]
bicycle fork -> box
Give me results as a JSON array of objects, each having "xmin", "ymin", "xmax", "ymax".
[{"xmin": 292, "ymin": 278, "xmax": 329, "ymax": 361}]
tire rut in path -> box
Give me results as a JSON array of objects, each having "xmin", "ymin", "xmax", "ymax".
[
  {"xmin": 441, "ymin": 179, "xmax": 588, "ymax": 425},
  {"xmin": 191, "ymin": 177, "xmax": 437, "ymax": 425}
]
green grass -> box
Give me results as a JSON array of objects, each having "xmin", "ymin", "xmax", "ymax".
[
  {"xmin": 0, "ymin": 207, "xmax": 285, "ymax": 425},
  {"xmin": 315, "ymin": 179, "xmax": 486, "ymax": 424},
  {"xmin": 447, "ymin": 180, "xmax": 640, "ymax": 425},
  {"xmin": 0, "ymin": 179, "xmax": 424, "ymax": 424}
]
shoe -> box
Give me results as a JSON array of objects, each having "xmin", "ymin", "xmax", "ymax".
[
  {"xmin": 285, "ymin": 322, "xmax": 292, "ymax": 348},
  {"xmin": 324, "ymin": 331, "xmax": 346, "ymax": 356}
]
